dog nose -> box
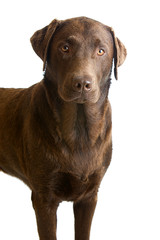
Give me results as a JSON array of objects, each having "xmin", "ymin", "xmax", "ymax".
[{"xmin": 72, "ymin": 77, "xmax": 92, "ymax": 92}]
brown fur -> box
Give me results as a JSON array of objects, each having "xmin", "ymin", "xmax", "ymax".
[{"xmin": 0, "ymin": 17, "xmax": 126, "ymax": 240}]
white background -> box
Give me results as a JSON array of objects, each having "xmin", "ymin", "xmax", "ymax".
[{"xmin": 0, "ymin": 0, "xmax": 160, "ymax": 239}]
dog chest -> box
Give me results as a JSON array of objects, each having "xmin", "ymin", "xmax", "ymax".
[
  {"xmin": 50, "ymin": 169, "xmax": 103, "ymax": 201},
  {"xmin": 38, "ymin": 143, "xmax": 109, "ymax": 201}
]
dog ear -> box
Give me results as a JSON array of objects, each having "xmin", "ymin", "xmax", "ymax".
[
  {"xmin": 30, "ymin": 19, "xmax": 60, "ymax": 70},
  {"xmin": 110, "ymin": 28, "xmax": 127, "ymax": 80}
]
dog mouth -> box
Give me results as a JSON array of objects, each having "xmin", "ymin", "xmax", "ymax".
[
  {"xmin": 72, "ymin": 95, "xmax": 88, "ymax": 104},
  {"xmin": 59, "ymin": 92, "xmax": 88, "ymax": 104},
  {"xmin": 58, "ymin": 88, "xmax": 99, "ymax": 104}
]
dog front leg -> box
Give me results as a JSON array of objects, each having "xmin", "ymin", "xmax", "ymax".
[
  {"xmin": 31, "ymin": 192, "xmax": 59, "ymax": 240},
  {"xmin": 73, "ymin": 194, "xmax": 97, "ymax": 240}
]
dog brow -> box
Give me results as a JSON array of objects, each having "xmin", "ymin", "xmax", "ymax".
[
  {"xmin": 66, "ymin": 35, "xmax": 80, "ymax": 44},
  {"xmin": 94, "ymin": 39, "xmax": 101, "ymax": 46}
]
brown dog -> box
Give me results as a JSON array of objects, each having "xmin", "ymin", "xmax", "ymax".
[{"xmin": 0, "ymin": 17, "xmax": 126, "ymax": 240}]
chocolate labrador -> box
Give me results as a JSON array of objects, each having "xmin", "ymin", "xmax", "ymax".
[{"xmin": 0, "ymin": 17, "xmax": 127, "ymax": 240}]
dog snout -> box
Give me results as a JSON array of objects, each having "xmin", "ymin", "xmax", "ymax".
[{"xmin": 72, "ymin": 76, "xmax": 92, "ymax": 93}]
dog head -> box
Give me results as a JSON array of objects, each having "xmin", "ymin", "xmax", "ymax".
[{"xmin": 31, "ymin": 17, "xmax": 127, "ymax": 103}]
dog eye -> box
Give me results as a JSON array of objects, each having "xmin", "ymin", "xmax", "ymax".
[
  {"xmin": 97, "ymin": 49, "xmax": 105, "ymax": 56},
  {"xmin": 61, "ymin": 45, "xmax": 69, "ymax": 52}
]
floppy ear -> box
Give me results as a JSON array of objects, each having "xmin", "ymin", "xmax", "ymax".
[
  {"xmin": 110, "ymin": 28, "xmax": 127, "ymax": 80},
  {"xmin": 30, "ymin": 19, "xmax": 60, "ymax": 70}
]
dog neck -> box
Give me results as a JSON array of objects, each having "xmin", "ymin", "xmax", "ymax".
[{"xmin": 42, "ymin": 78, "xmax": 111, "ymax": 150}]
